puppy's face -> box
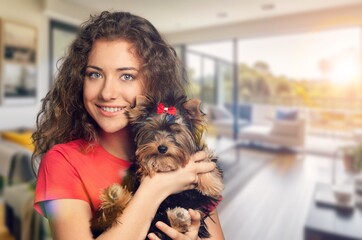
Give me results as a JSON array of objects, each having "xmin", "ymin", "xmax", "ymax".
[
  {"xmin": 134, "ymin": 113, "xmax": 195, "ymax": 175},
  {"xmin": 127, "ymin": 95, "xmax": 205, "ymax": 176}
]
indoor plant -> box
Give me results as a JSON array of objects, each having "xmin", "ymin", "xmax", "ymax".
[{"xmin": 342, "ymin": 144, "xmax": 362, "ymax": 173}]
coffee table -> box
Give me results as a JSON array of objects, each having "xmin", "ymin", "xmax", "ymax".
[{"xmin": 304, "ymin": 182, "xmax": 362, "ymax": 240}]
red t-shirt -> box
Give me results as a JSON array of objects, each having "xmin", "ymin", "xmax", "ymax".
[{"xmin": 34, "ymin": 139, "xmax": 131, "ymax": 217}]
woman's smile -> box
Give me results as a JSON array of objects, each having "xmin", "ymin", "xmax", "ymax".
[{"xmin": 97, "ymin": 104, "xmax": 126, "ymax": 114}]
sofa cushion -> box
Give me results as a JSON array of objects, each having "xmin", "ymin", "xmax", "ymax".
[
  {"xmin": 276, "ymin": 109, "xmax": 298, "ymax": 121},
  {"xmin": 270, "ymin": 120, "xmax": 299, "ymax": 137},
  {"xmin": 4, "ymin": 183, "xmax": 34, "ymax": 217}
]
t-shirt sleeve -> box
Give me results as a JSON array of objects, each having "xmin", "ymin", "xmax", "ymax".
[{"xmin": 34, "ymin": 147, "xmax": 89, "ymax": 217}]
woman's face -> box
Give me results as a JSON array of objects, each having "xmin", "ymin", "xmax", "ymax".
[{"xmin": 83, "ymin": 39, "xmax": 144, "ymax": 134}]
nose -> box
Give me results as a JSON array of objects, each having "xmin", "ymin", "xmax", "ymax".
[
  {"xmin": 157, "ymin": 145, "xmax": 168, "ymax": 154},
  {"xmin": 100, "ymin": 78, "xmax": 118, "ymax": 101}
]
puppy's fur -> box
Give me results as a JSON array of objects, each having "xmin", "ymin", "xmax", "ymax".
[{"xmin": 90, "ymin": 94, "xmax": 224, "ymax": 239}]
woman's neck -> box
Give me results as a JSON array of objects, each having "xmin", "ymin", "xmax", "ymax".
[{"xmin": 99, "ymin": 127, "xmax": 135, "ymax": 161}]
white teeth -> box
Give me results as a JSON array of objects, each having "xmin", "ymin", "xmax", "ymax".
[{"xmin": 101, "ymin": 106, "xmax": 124, "ymax": 113}]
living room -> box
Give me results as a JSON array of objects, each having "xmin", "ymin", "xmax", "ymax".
[{"xmin": 1, "ymin": 0, "xmax": 362, "ymax": 239}]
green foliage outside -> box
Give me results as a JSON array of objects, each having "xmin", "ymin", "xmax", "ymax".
[
  {"xmin": 238, "ymin": 61, "xmax": 362, "ymax": 111},
  {"xmin": 188, "ymin": 60, "xmax": 362, "ymax": 112}
]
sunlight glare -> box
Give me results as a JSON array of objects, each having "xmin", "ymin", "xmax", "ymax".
[{"xmin": 328, "ymin": 53, "xmax": 361, "ymax": 84}]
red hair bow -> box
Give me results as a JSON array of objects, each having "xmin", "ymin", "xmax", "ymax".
[{"xmin": 157, "ymin": 103, "xmax": 177, "ymax": 115}]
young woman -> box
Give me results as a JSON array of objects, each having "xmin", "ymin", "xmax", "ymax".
[{"xmin": 32, "ymin": 11, "xmax": 224, "ymax": 240}]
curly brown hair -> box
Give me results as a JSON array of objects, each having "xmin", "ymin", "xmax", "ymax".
[{"xmin": 32, "ymin": 11, "xmax": 188, "ymax": 171}]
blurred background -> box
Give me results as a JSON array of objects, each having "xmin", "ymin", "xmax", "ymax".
[{"xmin": 1, "ymin": 0, "xmax": 362, "ymax": 239}]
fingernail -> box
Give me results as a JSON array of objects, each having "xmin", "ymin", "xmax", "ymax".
[{"xmin": 155, "ymin": 221, "xmax": 163, "ymax": 228}]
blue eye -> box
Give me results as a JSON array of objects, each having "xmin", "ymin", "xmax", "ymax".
[
  {"xmin": 121, "ymin": 74, "xmax": 134, "ymax": 81},
  {"xmin": 86, "ymin": 72, "xmax": 102, "ymax": 79}
]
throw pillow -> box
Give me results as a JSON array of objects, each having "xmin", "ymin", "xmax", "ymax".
[{"xmin": 276, "ymin": 109, "xmax": 298, "ymax": 121}]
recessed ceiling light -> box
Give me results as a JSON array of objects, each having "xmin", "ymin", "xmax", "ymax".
[{"xmin": 261, "ymin": 3, "xmax": 275, "ymax": 11}]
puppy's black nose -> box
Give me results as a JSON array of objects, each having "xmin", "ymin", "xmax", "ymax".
[{"xmin": 157, "ymin": 145, "xmax": 168, "ymax": 154}]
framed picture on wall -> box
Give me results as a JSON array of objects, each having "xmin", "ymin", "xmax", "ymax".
[{"xmin": 0, "ymin": 20, "xmax": 37, "ymax": 105}]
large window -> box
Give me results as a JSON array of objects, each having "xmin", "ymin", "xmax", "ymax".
[
  {"xmin": 237, "ymin": 27, "xmax": 362, "ymax": 135},
  {"xmin": 186, "ymin": 41, "xmax": 233, "ymax": 106},
  {"xmin": 182, "ymin": 27, "xmax": 362, "ymax": 136},
  {"xmin": 237, "ymin": 28, "xmax": 362, "ymax": 110}
]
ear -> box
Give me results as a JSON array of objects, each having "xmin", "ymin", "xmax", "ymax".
[
  {"xmin": 182, "ymin": 98, "xmax": 203, "ymax": 118},
  {"xmin": 182, "ymin": 98, "xmax": 206, "ymax": 147},
  {"xmin": 127, "ymin": 95, "xmax": 150, "ymax": 125}
]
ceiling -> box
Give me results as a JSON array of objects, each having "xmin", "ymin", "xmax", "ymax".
[{"xmin": 64, "ymin": 0, "xmax": 362, "ymax": 33}]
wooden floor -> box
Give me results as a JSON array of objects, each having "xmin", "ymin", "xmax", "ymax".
[
  {"xmin": 218, "ymin": 148, "xmax": 335, "ymax": 240},
  {"xmin": 0, "ymin": 147, "xmax": 338, "ymax": 240}
]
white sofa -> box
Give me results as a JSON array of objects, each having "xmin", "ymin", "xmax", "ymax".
[
  {"xmin": 239, "ymin": 105, "xmax": 306, "ymax": 149},
  {"xmin": 239, "ymin": 118, "xmax": 306, "ymax": 149},
  {"xmin": 207, "ymin": 104, "xmax": 251, "ymax": 139},
  {"xmin": 207, "ymin": 104, "xmax": 306, "ymax": 150}
]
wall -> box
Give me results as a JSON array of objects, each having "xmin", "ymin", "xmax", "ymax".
[
  {"xmin": 0, "ymin": 0, "xmax": 48, "ymax": 130},
  {"xmin": 0, "ymin": 0, "xmax": 88, "ymax": 131}
]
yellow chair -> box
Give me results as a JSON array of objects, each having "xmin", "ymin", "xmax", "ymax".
[{"xmin": 1, "ymin": 130, "xmax": 34, "ymax": 151}]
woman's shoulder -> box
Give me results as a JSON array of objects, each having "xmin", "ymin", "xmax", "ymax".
[
  {"xmin": 39, "ymin": 139, "xmax": 98, "ymax": 172},
  {"xmin": 44, "ymin": 139, "xmax": 91, "ymax": 161},
  {"xmin": 51, "ymin": 139, "xmax": 88, "ymax": 152}
]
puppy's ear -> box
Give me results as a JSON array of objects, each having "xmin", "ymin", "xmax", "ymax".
[
  {"xmin": 182, "ymin": 98, "xmax": 203, "ymax": 118},
  {"xmin": 134, "ymin": 95, "xmax": 149, "ymax": 107},
  {"xmin": 127, "ymin": 95, "xmax": 150, "ymax": 125},
  {"xmin": 182, "ymin": 98, "xmax": 206, "ymax": 147}
]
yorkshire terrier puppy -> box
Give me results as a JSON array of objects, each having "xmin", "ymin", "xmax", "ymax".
[{"xmin": 90, "ymin": 94, "xmax": 224, "ymax": 239}]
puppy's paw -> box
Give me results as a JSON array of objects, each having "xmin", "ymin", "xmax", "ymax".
[
  {"xmin": 166, "ymin": 207, "xmax": 191, "ymax": 233},
  {"xmin": 105, "ymin": 183, "xmax": 123, "ymax": 202},
  {"xmin": 90, "ymin": 184, "xmax": 133, "ymax": 234},
  {"xmin": 98, "ymin": 184, "xmax": 133, "ymax": 216}
]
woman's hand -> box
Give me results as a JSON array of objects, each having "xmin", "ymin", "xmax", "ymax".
[
  {"xmin": 142, "ymin": 151, "xmax": 216, "ymax": 197},
  {"xmin": 147, "ymin": 209, "xmax": 201, "ymax": 240}
]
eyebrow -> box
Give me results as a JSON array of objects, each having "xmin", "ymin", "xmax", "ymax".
[{"xmin": 86, "ymin": 65, "xmax": 139, "ymax": 72}]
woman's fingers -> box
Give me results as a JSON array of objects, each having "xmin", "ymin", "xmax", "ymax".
[
  {"xmin": 194, "ymin": 161, "xmax": 216, "ymax": 174},
  {"xmin": 154, "ymin": 221, "xmax": 181, "ymax": 239},
  {"xmin": 188, "ymin": 208, "xmax": 201, "ymax": 232},
  {"xmin": 146, "ymin": 151, "xmax": 216, "ymax": 194},
  {"xmin": 147, "ymin": 232, "xmax": 161, "ymax": 240},
  {"xmin": 191, "ymin": 151, "xmax": 207, "ymax": 162},
  {"xmin": 189, "ymin": 151, "xmax": 215, "ymax": 174}
]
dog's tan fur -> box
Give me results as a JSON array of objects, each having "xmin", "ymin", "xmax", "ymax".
[{"xmin": 90, "ymin": 95, "xmax": 223, "ymax": 236}]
